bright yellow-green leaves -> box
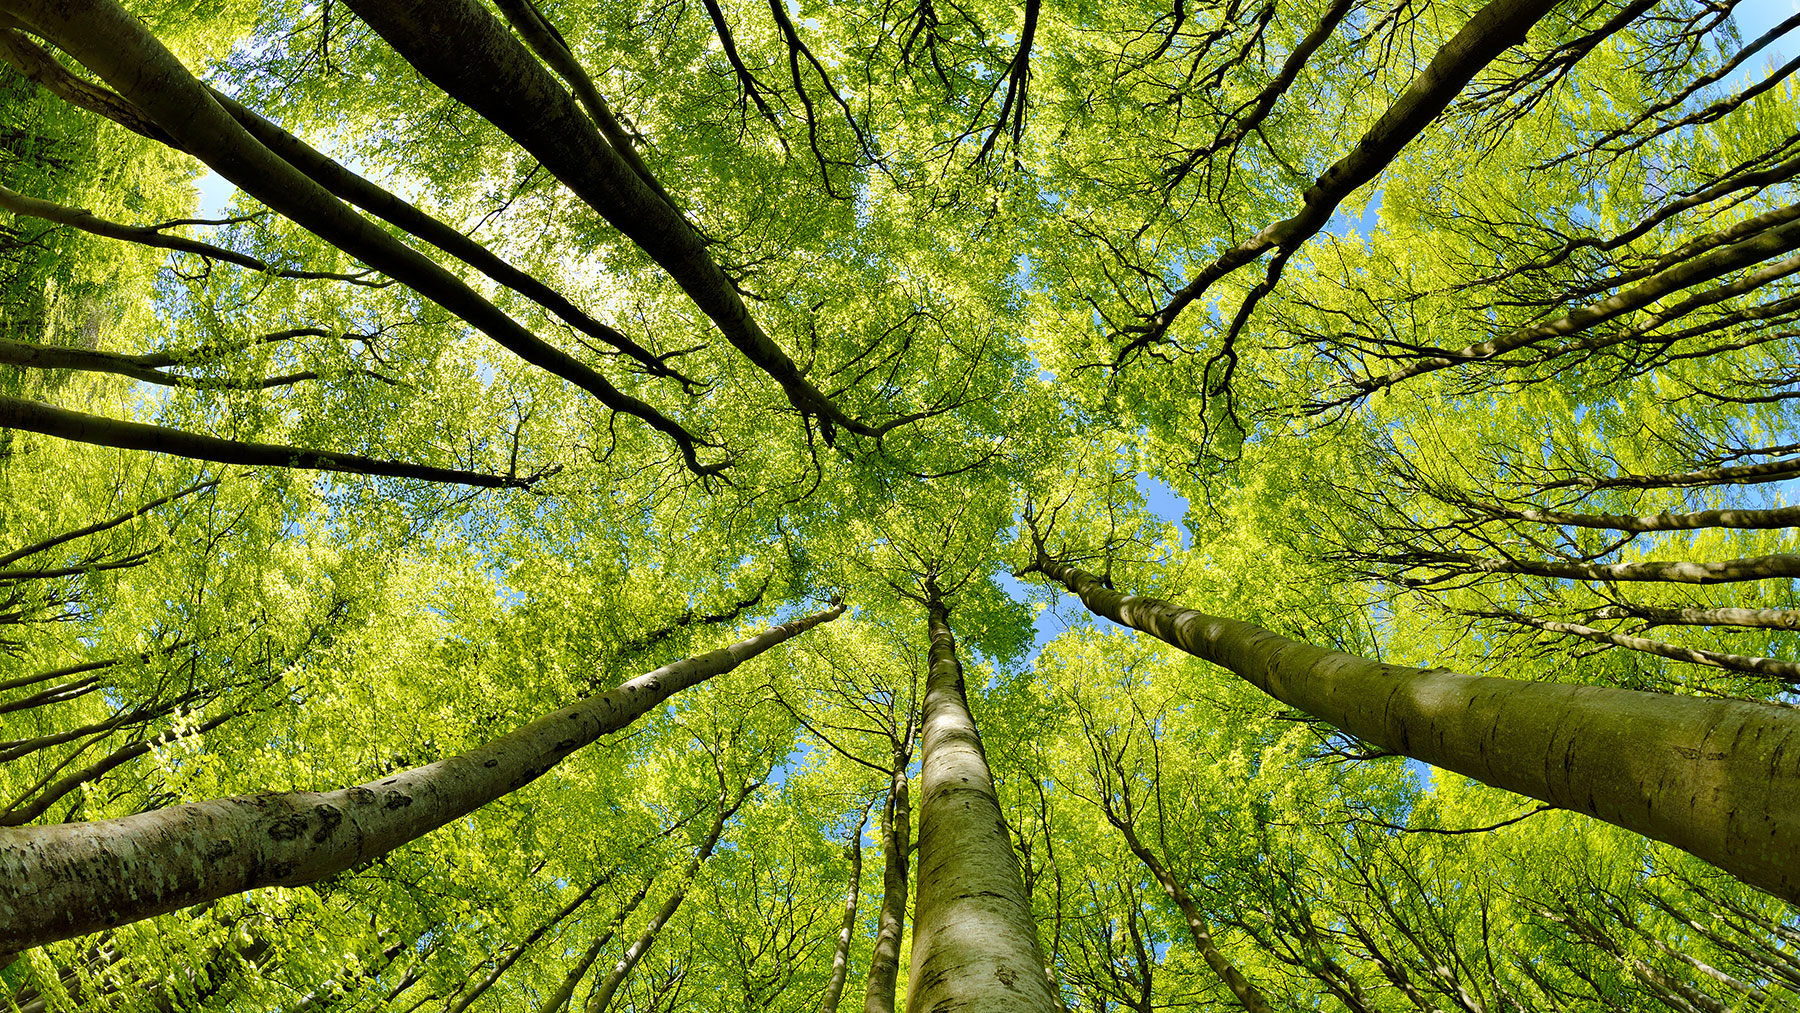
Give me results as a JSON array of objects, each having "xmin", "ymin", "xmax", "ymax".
[{"xmin": 5, "ymin": 0, "xmax": 1800, "ymax": 1009}]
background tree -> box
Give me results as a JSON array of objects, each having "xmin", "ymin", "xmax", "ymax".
[{"xmin": 3, "ymin": 0, "xmax": 1800, "ymax": 1009}]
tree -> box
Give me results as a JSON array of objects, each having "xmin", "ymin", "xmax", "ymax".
[{"xmin": 2, "ymin": 0, "xmax": 1799, "ymax": 1008}]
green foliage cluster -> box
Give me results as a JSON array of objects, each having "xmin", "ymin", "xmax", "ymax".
[{"xmin": 1, "ymin": 0, "xmax": 1798, "ymax": 1009}]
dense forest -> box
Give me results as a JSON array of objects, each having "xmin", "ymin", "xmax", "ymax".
[{"xmin": 1, "ymin": 0, "xmax": 1798, "ymax": 1008}]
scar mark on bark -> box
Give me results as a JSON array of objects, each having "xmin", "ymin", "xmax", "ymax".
[
  {"xmin": 1672, "ymin": 746, "xmax": 1727, "ymax": 760},
  {"xmin": 266, "ymin": 814, "xmax": 309, "ymax": 841},
  {"xmin": 381, "ymin": 791, "xmax": 412, "ymax": 810},
  {"xmin": 312, "ymin": 804, "xmax": 343, "ymax": 842}
]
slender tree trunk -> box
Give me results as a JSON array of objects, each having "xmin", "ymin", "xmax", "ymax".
[
  {"xmin": 863, "ymin": 767, "xmax": 910, "ymax": 1013},
  {"xmin": 1022, "ymin": 554, "xmax": 1800, "ymax": 904},
  {"xmin": 905, "ymin": 586, "xmax": 1059, "ymax": 1013},
  {"xmin": 539, "ymin": 878, "xmax": 651, "ymax": 1013},
  {"xmin": 585, "ymin": 793, "xmax": 741, "ymax": 1013},
  {"xmin": 0, "ymin": 184, "xmax": 373, "ymax": 284},
  {"xmin": 1111, "ymin": 820, "xmax": 1271, "ymax": 1013},
  {"xmin": 336, "ymin": 0, "xmax": 922, "ymax": 442},
  {"xmin": 445, "ymin": 876, "xmax": 609, "ymax": 1013},
  {"xmin": 0, "ymin": 605, "xmax": 843, "ymax": 949},
  {"xmin": 1137, "ymin": 0, "xmax": 1561, "ymax": 342},
  {"xmin": 817, "ymin": 807, "xmax": 867, "ymax": 1013},
  {"xmin": 0, "ymin": 396, "xmax": 526, "ymax": 488}
]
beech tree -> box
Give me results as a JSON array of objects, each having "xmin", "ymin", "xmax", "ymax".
[{"xmin": 2, "ymin": 0, "xmax": 1799, "ymax": 1009}]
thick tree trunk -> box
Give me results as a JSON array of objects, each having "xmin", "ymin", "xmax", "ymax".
[
  {"xmin": 905, "ymin": 588, "xmax": 1059, "ymax": 1013},
  {"xmin": 585, "ymin": 794, "xmax": 741, "ymax": 1013},
  {"xmin": 862, "ymin": 767, "xmax": 909, "ymax": 1013},
  {"xmin": 1023, "ymin": 555, "xmax": 1800, "ymax": 903},
  {"xmin": 0, "ymin": 605, "xmax": 842, "ymax": 950},
  {"xmin": 817, "ymin": 810, "xmax": 865, "ymax": 1013},
  {"xmin": 4, "ymin": 0, "xmax": 714, "ymax": 473}
]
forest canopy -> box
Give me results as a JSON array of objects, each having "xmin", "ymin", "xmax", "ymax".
[{"xmin": 1, "ymin": 0, "xmax": 1799, "ymax": 1009}]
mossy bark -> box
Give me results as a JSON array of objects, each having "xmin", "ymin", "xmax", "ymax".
[{"xmin": 1028, "ymin": 555, "xmax": 1800, "ymax": 904}]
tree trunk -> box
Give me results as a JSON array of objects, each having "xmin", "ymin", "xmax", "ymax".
[
  {"xmin": 0, "ymin": 605, "xmax": 843, "ymax": 950},
  {"xmin": 1111, "ymin": 820, "xmax": 1271, "ymax": 1013},
  {"xmin": 1023, "ymin": 554, "xmax": 1800, "ymax": 904},
  {"xmin": 337, "ymin": 0, "xmax": 873, "ymax": 438},
  {"xmin": 863, "ymin": 767, "xmax": 909, "ymax": 1013},
  {"xmin": 445, "ymin": 876, "xmax": 609, "ymax": 1013},
  {"xmin": 538, "ymin": 878, "xmax": 651, "ymax": 1013},
  {"xmin": 0, "ymin": 396, "xmax": 525, "ymax": 488},
  {"xmin": 585, "ymin": 793, "xmax": 741, "ymax": 1013},
  {"xmin": 905, "ymin": 587, "xmax": 1059, "ymax": 1013},
  {"xmin": 1136, "ymin": 0, "xmax": 1560, "ymax": 344},
  {"xmin": 817, "ymin": 808, "xmax": 866, "ymax": 1013},
  {"xmin": 5, "ymin": 0, "xmax": 715, "ymax": 473}
]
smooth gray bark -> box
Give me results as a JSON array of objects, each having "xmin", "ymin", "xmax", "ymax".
[
  {"xmin": 0, "ymin": 605, "xmax": 842, "ymax": 950},
  {"xmin": 817, "ymin": 809, "xmax": 865, "ymax": 1013},
  {"xmin": 1593, "ymin": 605, "xmax": 1800, "ymax": 630},
  {"xmin": 584, "ymin": 792, "xmax": 743, "ymax": 1013},
  {"xmin": 539, "ymin": 879, "xmax": 651, "ymax": 1013},
  {"xmin": 862, "ymin": 769, "xmax": 909, "ymax": 1013},
  {"xmin": 1022, "ymin": 554, "xmax": 1800, "ymax": 904},
  {"xmin": 1111, "ymin": 815, "xmax": 1270, "ymax": 1012},
  {"xmin": 905, "ymin": 589, "xmax": 1059, "ymax": 1013}
]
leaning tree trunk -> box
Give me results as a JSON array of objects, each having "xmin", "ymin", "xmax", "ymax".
[
  {"xmin": 817, "ymin": 807, "xmax": 867, "ymax": 1013},
  {"xmin": 0, "ymin": 397, "xmax": 527, "ymax": 488},
  {"xmin": 0, "ymin": 605, "xmax": 843, "ymax": 950},
  {"xmin": 1110, "ymin": 820, "xmax": 1271, "ymax": 1013},
  {"xmin": 906, "ymin": 586, "xmax": 1059, "ymax": 1013},
  {"xmin": 863, "ymin": 766, "xmax": 910, "ymax": 1013},
  {"xmin": 444, "ymin": 875, "xmax": 609, "ymax": 1013},
  {"xmin": 584, "ymin": 790, "xmax": 743, "ymax": 1013},
  {"xmin": 1021, "ymin": 554, "xmax": 1800, "ymax": 904},
  {"xmin": 539, "ymin": 879, "xmax": 652, "ymax": 1013}
]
